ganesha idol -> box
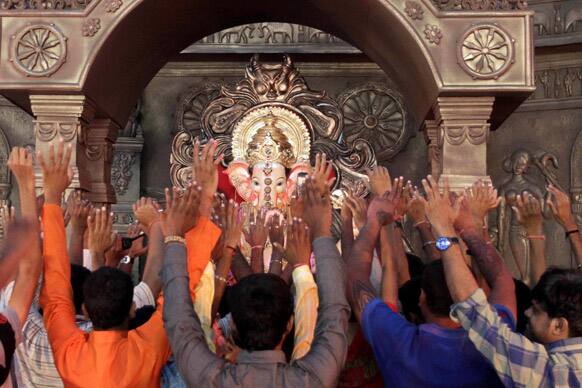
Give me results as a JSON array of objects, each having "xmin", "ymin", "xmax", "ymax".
[{"xmin": 223, "ymin": 106, "xmax": 312, "ymax": 210}]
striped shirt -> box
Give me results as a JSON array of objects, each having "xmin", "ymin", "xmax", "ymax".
[{"xmin": 451, "ymin": 288, "xmax": 582, "ymax": 388}]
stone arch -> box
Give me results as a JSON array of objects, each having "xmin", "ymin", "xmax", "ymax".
[{"xmin": 79, "ymin": 0, "xmax": 440, "ymax": 127}]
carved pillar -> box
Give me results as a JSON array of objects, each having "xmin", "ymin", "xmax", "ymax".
[
  {"xmin": 111, "ymin": 135, "xmax": 144, "ymax": 231},
  {"xmin": 423, "ymin": 119, "xmax": 441, "ymax": 181},
  {"xmin": 432, "ymin": 96, "xmax": 494, "ymax": 191},
  {"xmin": 30, "ymin": 95, "xmax": 96, "ymax": 192},
  {"xmin": 85, "ymin": 119, "xmax": 119, "ymax": 204}
]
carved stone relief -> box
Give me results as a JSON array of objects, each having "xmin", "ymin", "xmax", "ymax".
[
  {"xmin": 0, "ymin": 0, "xmax": 91, "ymax": 9},
  {"xmin": 9, "ymin": 23, "xmax": 67, "ymax": 77},
  {"xmin": 111, "ymin": 151, "xmax": 136, "ymax": 196},
  {"xmin": 82, "ymin": 18, "xmax": 100, "ymax": 37},
  {"xmin": 530, "ymin": 0, "xmax": 582, "ymax": 41},
  {"xmin": 571, "ymin": 128, "xmax": 582, "ymax": 228},
  {"xmin": 457, "ymin": 24, "xmax": 515, "ymax": 80},
  {"xmin": 432, "ymin": 0, "xmax": 527, "ymax": 11},
  {"xmin": 184, "ymin": 23, "xmax": 358, "ymax": 53},
  {"xmin": 404, "ymin": 1, "xmax": 424, "ymax": 20},
  {"xmin": 175, "ymin": 83, "xmax": 221, "ymax": 138},
  {"xmin": 0, "ymin": 128, "xmax": 10, "ymax": 243},
  {"xmin": 104, "ymin": 0, "xmax": 121, "ymax": 13},
  {"xmin": 531, "ymin": 67, "xmax": 582, "ymax": 100},
  {"xmin": 424, "ymin": 24, "xmax": 443, "ymax": 45},
  {"xmin": 337, "ymin": 84, "xmax": 411, "ymax": 162}
]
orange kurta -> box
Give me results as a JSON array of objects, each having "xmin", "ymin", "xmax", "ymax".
[{"xmin": 39, "ymin": 204, "xmax": 219, "ymax": 388}]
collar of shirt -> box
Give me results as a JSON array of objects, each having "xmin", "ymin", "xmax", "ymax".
[
  {"xmin": 547, "ymin": 337, "xmax": 582, "ymax": 355},
  {"xmin": 89, "ymin": 330, "xmax": 129, "ymax": 344},
  {"xmin": 236, "ymin": 350, "xmax": 287, "ymax": 364}
]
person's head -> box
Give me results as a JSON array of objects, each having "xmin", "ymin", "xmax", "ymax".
[
  {"xmin": 503, "ymin": 149, "xmax": 531, "ymax": 176},
  {"xmin": 399, "ymin": 277, "xmax": 424, "ymax": 324},
  {"xmin": 70, "ymin": 264, "xmax": 91, "ymax": 315},
  {"xmin": 419, "ymin": 260, "xmax": 454, "ymax": 321},
  {"xmin": 406, "ymin": 254, "xmax": 425, "ymax": 279},
  {"xmin": 230, "ymin": 273, "xmax": 293, "ymax": 351},
  {"xmin": 83, "ymin": 267, "xmax": 135, "ymax": 330},
  {"xmin": 526, "ymin": 268, "xmax": 582, "ymax": 344}
]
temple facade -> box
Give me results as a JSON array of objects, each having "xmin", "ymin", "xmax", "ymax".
[{"xmin": 0, "ymin": 0, "xmax": 580, "ymax": 277}]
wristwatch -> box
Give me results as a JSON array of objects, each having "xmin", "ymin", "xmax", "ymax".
[
  {"xmin": 119, "ymin": 255, "xmax": 134, "ymax": 265},
  {"xmin": 435, "ymin": 237, "xmax": 460, "ymax": 252}
]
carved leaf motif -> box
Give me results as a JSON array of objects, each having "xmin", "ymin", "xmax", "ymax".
[{"xmin": 111, "ymin": 151, "xmax": 136, "ymax": 196}]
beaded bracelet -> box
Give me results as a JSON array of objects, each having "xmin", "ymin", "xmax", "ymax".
[
  {"xmin": 215, "ymin": 274, "xmax": 228, "ymax": 284},
  {"xmin": 164, "ymin": 235, "xmax": 186, "ymax": 244}
]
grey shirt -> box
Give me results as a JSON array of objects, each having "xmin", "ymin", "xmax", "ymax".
[{"xmin": 162, "ymin": 237, "xmax": 350, "ymax": 388}]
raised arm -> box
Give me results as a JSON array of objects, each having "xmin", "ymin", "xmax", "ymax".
[
  {"xmin": 38, "ymin": 143, "xmax": 85, "ymax": 354},
  {"xmin": 293, "ymin": 176, "xmax": 349, "ymax": 387},
  {"xmin": 379, "ymin": 224, "xmax": 398, "ymax": 306},
  {"xmin": 162, "ymin": 183, "xmax": 225, "ymax": 386},
  {"xmin": 87, "ymin": 207, "xmax": 114, "ymax": 270},
  {"xmin": 66, "ymin": 191, "xmax": 92, "ymax": 266},
  {"xmin": 419, "ymin": 176, "xmax": 479, "ymax": 303},
  {"xmin": 346, "ymin": 177, "xmax": 403, "ymax": 322},
  {"xmin": 513, "ymin": 193, "xmax": 545, "ymax": 286},
  {"xmin": 6, "ymin": 147, "xmax": 43, "ymax": 325},
  {"xmin": 454, "ymin": 195, "xmax": 516, "ymax": 318},
  {"xmin": 244, "ymin": 209, "xmax": 268, "ymax": 274},
  {"xmin": 267, "ymin": 212, "xmax": 285, "ymax": 277},
  {"xmin": 547, "ymin": 184, "xmax": 582, "ymax": 268}
]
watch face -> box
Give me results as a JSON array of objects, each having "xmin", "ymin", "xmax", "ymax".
[{"xmin": 436, "ymin": 237, "xmax": 452, "ymax": 251}]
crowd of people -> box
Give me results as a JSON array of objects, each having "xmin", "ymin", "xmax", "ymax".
[{"xmin": 0, "ymin": 139, "xmax": 581, "ymax": 387}]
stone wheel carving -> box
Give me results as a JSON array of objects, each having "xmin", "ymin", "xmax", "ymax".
[
  {"xmin": 338, "ymin": 84, "xmax": 409, "ymax": 161},
  {"xmin": 457, "ymin": 24, "xmax": 514, "ymax": 80},
  {"xmin": 175, "ymin": 83, "xmax": 221, "ymax": 138},
  {"xmin": 10, "ymin": 23, "xmax": 67, "ymax": 77}
]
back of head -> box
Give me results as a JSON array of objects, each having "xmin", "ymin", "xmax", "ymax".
[
  {"xmin": 406, "ymin": 254, "xmax": 426, "ymax": 279},
  {"xmin": 230, "ymin": 273, "xmax": 293, "ymax": 351},
  {"xmin": 83, "ymin": 267, "xmax": 134, "ymax": 330},
  {"xmin": 399, "ymin": 277, "xmax": 423, "ymax": 324},
  {"xmin": 70, "ymin": 264, "xmax": 91, "ymax": 315},
  {"xmin": 532, "ymin": 267, "xmax": 582, "ymax": 337},
  {"xmin": 421, "ymin": 260, "xmax": 454, "ymax": 318}
]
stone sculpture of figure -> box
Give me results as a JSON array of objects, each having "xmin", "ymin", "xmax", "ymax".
[{"xmin": 497, "ymin": 149, "xmax": 545, "ymax": 283}]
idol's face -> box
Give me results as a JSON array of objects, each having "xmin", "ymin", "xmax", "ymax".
[{"xmin": 251, "ymin": 162, "xmax": 286, "ymax": 208}]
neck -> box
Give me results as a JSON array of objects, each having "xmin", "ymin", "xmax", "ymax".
[{"xmin": 426, "ymin": 314, "xmax": 461, "ymax": 329}]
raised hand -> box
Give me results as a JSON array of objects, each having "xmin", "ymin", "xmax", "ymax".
[
  {"xmin": 87, "ymin": 207, "xmax": 115, "ymax": 268},
  {"xmin": 133, "ymin": 197, "xmax": 161, "ymax": 234},
  {"xmin": 547, "ymin": 184, "xmax": 578, "ymax": 232},
  {"xmin": 288, "ymin": 186, "xmax": 305, "ymax": 219},
  {"xmin": 8, "ymin": 147, "xmax": 34, "ymax": 192},
  {"xmin": 162, "ymin": 184, "xmax": 202, "ymax": 237},
  {"xmin": 244, "ymin": 208, "xmax": 269, "ymax": 248},
  {"xmin": 367, "ymin": 177, "xmax": 404, "ymax": 226},
  {"xmin": 394, "ymin": 180, "xmax": 413, "ymax": 220},
  {"xmin": 223, "ymin": 200, "xmax": 243, "ymax": 249},
  {"xmin": 407, "ymin": 187, "xmax": 427, "ymax": 225},
  {"xmin": 344, "ymin": 191, "xmax": 367, "ymax": 230},
  {"xmin": 302, "ymin": 177, "xmax": 332, "ymax": 239},
  {"xmin": 38, "ymin": 142, "xmax": 73, "ymax": 205},
  {"xmin": 417, "ymin": 175, "xmax": 461, "ymax": 236},
  {"xmin": 366, "ymin": 165, "xmax": 392, "ymax": 196},
  {"xmin": 311, "ymin": 153, "xmax": 335, "ymax": 194},
  {"xmin": 464, "ymin": 180, "xmax": 501, "ymax": 228},
  {"xmin": 285, "ymin": 218, "xmax": 311, "ymax": 268},
  {"xmin": 192, "ymin": 139, "xmax": 223, "ymax": 216},
  {"xmin": 127, "ymin": 223, "xmax": 147, "ymax": 258},
  {"xmin": 268, "ymin": 212, "xmax": 285, "ymax": 250},
  {"xmin": 68, "ymin": 191, "xmax": 93, "ymax": 231},
  {"xmin": 513, "ymin": 192, "xmax": 543, "ymax": 235}
]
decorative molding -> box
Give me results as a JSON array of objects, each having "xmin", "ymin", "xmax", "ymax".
[
  {"xmin": 82, "ymin": 18, "xmax": 100, "ymax": 37},
  {"xmin": 530, "ymin": 0, "xmax": 582, "ymax": 45},
  {"xmin": 431, "ymin": 0, "xmax": 527, "ymax": 11},
  {"xmin": 529, "ymin": 67, "xmax": 582, "ymax": 101},
  {"xmin": 424, "ymin": 24, "xmax": 442, "ymax": 45},
  {"xmin": 104, "ymin": 0, "xmax": 121, "ymax": 12},
  {"xmin": 182, "ymin": 23, "xmax": 358, "ymax": 54},
  {"xmin": 111, "ymin": 151, "xmax": 136, "ymax": 196},
  {"xmin": 405, "ymin": 1, "xmax": 424, "ymax": 20},
  {"xmin": 0, "ymin": 0, "xmax": 92, "ymax": 10},
  {"xmin": 337, "ymin": 84, "xmax": 411, "ymax": 162},
  {"xmin": 457, "ymin": 24, "xmax": 515, "ymax": 80},
  {"xmin": 9, "ymin": 23, "xmax": 67, "ymax": 77}
]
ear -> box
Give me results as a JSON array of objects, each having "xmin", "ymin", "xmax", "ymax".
[
  {"xmin": 419, "ymin": 289, "xmax": 427, "ymax": 305},
  {"xmin": 552, "ymin": 317, "xmax": 570, "ymax": 338},
  {"xmin": 82, "ymin": 303, "xmax": 90, "ymax": 320},
  {"xmin": 129, "ymin": 302, "xmax": 136, "ymax": 320}
]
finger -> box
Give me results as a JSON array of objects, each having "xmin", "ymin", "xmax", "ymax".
[
  {"xmin": 193, "ymin": 139, "xmax": 200, "ymax": 166},
  {"xmin": 546, "ymin": 197, "xmax": 557, "ymax": 216},
  {"xmin": 48, "ymin": 144, "xmax": 56, "ymax": 168},
  {"xmin": 56, "ymin": 142, "xmax": 64, "ymax": 167},
  {"xmin": 164, "ymin": 188, "xmax": 172, "ymax": 211},
  {"xmin": 314, "ymin": 153, "xmax": 321, "ymax": 174},
  {"xmin": 421, "ymin": 178, "xmax": 434, "ymax": 201},
  {"xmin": 62, "ymin": 143, "xmax": 73, "ymax": 169},
  {"xmin": 511, "ymin": 206, "xmax": 522, "ymax": 223}
]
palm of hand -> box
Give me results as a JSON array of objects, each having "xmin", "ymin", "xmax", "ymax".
[{"xmin": 367, "ymin": 196, "xmax": 397, "ymax": 225}]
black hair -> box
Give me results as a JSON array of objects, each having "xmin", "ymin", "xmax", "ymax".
[
  {"xmin": 83, "ymin": 267, "xmax": 134, "ymax": 330},
  {"xmin": 399, "ymin": 277, "xmax": 424, "ymax": 324},
  {"xmin": 531, "ymin": 267, "xmax": 582, "ymax": 337},
  {"xmin": 129, "ymin": 305, "xmax": 156, "ymax": 330},
  {"xmin": 420, "ymin": 260, "xmax": 454, "ymax": 318},
  {"xmin": 230, "ymin": 273, "xmax": 293, "ymax": 351},
  {"xmin": 406, "ymin": 254, "xmax": 426, "ymax": 279},
  {"xmin": 70, "ymin": 264, "xmax": 91, "ymax": 315},
  {"xmin": 513, "ymin": 278, "xmax": 532, "ymax": 334}
]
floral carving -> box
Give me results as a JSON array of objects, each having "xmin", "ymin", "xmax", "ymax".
[
  {"xmin": 424, "ymin": 24, "xmax": 443, "ymax": 45},
  {"xmin": 176, "ymin": 84, "xmax": 221, "ymax": 138},
  {"xmin": 0, "ymin": 0, "xmax": 92, "ymax": 10},
  {"xmin": 111, "ymin": 151, "xmax": 136, "ymax": 196},
  {"xmin": 338, "ymin": 84, "xmax": 410, "ymax": 162},
  {"xmin": 405, "ymin": 1, "xmax": 424, "ymax": 20},
  {"xmin": 457, "ymin": 24, "xmax": 514, "ymax": 79},
  {"xmin": 104, "ymin": 0, "xmax": 121, "ymax": 12},
  {"xmin": 431, "ymin": 0, "xmax": 527, "ymax": 11},
  {"xmin": 82, "ymin": 18, "xmax": 100, "ymax": 37},
  {"xmin": 10, "ymin": 24, "xmax": 67, "ymax": 77}
]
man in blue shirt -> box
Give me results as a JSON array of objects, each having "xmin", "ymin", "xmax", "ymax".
[{"xmin": 346, "ymin": 181, "xmax": 515, "ymax": 388}]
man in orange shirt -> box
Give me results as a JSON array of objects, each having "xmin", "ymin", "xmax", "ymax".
[{"xmin": 38, "ymin": 141, "xmax": 220, "ymax": 388}]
